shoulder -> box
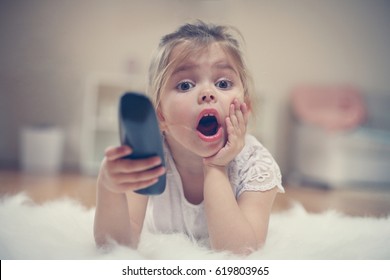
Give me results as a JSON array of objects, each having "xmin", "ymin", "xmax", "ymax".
[
  {"xmin": 229, "ymin": 134, "xmax": 284, "ymax": 197},
  {"xmin": 234, "ymin": 134, "xmax": 273, "ymax": 167}
]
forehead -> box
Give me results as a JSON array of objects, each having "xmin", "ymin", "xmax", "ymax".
[{"xmin": 168, "ymin": 42, "xmax": 239, "ymax": 73}]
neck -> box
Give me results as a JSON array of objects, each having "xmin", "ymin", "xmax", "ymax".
[
  {"xmin": 164, "ymin": 133, "xmax": 205, "ymax": 204},
  {"xmin": 164, "ymin": 133, "xmax": 204, "ymax": 174}
]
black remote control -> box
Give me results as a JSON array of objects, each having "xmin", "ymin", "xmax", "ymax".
[{"xmin": 119, "ymin": 92, "xmax": 166, "ymax": 195}]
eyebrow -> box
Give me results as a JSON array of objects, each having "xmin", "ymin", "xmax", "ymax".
[
  {"xmin": 172, "ymin": 63, "xmax": 197, "ymax": 76},
  {"xmin": 213, "ymin": 62, "xmax": 238, "ymax": 73},
  {"xmin": 172, "ymin": 61, "xmax": 238, "ymax": 76}
]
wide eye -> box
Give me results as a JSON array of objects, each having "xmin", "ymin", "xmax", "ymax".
[
  {"xmin": 215, "ymin": 79, "xmax": 232, "ymax": 89},
  {"xmin": 176, "ymin": 81, "xmax": 195, "ymax": 92}
]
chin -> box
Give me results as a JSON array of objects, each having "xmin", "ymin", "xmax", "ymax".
[{"xmin": 197, "ymin": 138, "xmax": 226, "ymax": 158}]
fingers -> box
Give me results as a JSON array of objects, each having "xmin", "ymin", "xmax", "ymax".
[
  {"xmin": 241, "ymin": 101, "xmax": 249, "ymax": 124},
  {"xmin": 114, "ymin": 178, "xmax": 160, "ymax": 193},
  {"xmin": 105, "ymin": 145, "xmax": 163, "ymax": 171},
  {"xmin": 104, "ymin": 145, "xmax": 132, "ymax": 161},
  {"xmin": 101, "ymin": 145, "xmax": 165, "ymax": 193},
  {"xmin": 109, "ymin": 156, "xmax": 162, "ymax": 173},
  {"xmin": 228, "ymin": 99, "xmax": 248, "ymax": 135},
  {"xmin": 113, "ymin": 165, "xmax": 166, "ymax": 185},
  {"xmin": 104, "ymin": 158, "xmax": 165, "ymax": 193}
]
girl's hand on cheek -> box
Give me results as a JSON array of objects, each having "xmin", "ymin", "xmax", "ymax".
[{"xmin": 203, "ymin": 99, "xmax": 248, "ymax": 167}]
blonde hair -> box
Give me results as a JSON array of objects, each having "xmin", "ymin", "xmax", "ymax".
[{"xmin": 148, "ymin": 21, "xmax": 255, "ymax": 112}]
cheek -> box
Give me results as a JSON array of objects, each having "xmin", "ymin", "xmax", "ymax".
[
  {"xmin": 225, "ymin": 92, "xmax": 245, "ymax": 108},
  {"xmin": 228, "ymin": 86, "xmax": 245, "ymax": 101},
  {"xmin": 235, "ymin": 90, "xmax": 246, "ymax": 102},
  {"xmin": 160, "ymin": 103, "xmax": 193, "ymax": 129}
]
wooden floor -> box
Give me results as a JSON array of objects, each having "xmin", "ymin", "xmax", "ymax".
[{"xmin": 1, "ymin": 169, "xmax": 390, "ymax": 217}]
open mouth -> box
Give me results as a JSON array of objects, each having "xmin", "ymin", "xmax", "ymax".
[
  {"xmin": 195, "ymin": 109, "xmax": 223, "ymax": 143},
  {"xmin": 197, "ymin": 114, "xmax": 219, "ymax": 136}
]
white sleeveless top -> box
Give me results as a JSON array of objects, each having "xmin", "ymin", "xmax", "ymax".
[{"xmin": 143, "ymin": 134, "xmax": 284, "ymax": 241}]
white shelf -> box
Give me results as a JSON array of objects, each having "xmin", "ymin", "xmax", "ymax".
[{"xmin": 81, "ymin": 73, "xmax": 146, "ymax": 175}]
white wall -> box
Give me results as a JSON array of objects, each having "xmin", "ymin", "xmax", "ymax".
[{"xmin": 1, "ymin": 0, "xmax": 390, "ymax": 174}]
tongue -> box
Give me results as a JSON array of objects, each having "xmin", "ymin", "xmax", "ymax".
[{"xmin": 197, "ymin": 116, "xmax": 218, "ymax": 136}]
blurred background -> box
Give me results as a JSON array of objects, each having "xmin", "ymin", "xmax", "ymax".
[{"xmin": 0, "ymin": 0, "xmax": 389, "ymax": 213}]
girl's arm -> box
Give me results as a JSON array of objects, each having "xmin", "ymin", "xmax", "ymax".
[
  {"xmin": 204, "ymin": 166, "xmax": 277, "ymax": 254},
  {"xmin": 93, "ymin": 145, "xmax": 165, "ymax": 248},
  {"xmin": 203, "ymin": 99, "xmax": 278, "ymax": 254},
  {"xmin": 94, "ymin": 179, "xmax": 133, "ymax": 247}
]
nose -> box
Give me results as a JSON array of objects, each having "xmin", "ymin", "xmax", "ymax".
[{"xmin": 199, "ymin": 90, "xmax": 217, "ymax": 104}]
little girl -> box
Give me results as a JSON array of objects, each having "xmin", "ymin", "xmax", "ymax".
[{"xmin": 94, "ymin": 21, "xmax": 284, "ymax": 255}]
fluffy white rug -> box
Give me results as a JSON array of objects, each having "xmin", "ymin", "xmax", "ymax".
[{"xmin": 0, "ymin": 193, "xmax": 389, "ymax": 260}]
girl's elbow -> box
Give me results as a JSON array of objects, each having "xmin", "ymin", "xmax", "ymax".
[
  {"xmin": 94, "ymin": 231, "xmax": 111, "ymax": 248},
  {"xmin": 236, "ymin": 239, "xmax": 265, "ymax": 256},
  {"xmin": 236, "ymin": 233, "xmax": 267, "ymax": 255},
  {"xmin": 94, "ymin": 230, "xmax": 134, "ymax": 249},
  {"xmin": 211, "ymin": 237, "xmax": 262, "ymax": 256}
]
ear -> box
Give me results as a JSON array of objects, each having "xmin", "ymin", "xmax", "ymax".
[
  {"xmin": 244, "ymin": 94, "xmax": 252, "ymax": 113},
  {"xmin": 156, "ymin": 106, "xmax": 168, "ymax": 132}
]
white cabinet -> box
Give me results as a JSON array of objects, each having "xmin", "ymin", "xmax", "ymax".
[{"xmin": 81, "ymin": 73, "xmax": 146, "ymax": 175}]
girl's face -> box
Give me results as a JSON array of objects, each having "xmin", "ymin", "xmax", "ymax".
[{"xmin": 158, "ymin": 42, "xmax": 246, "ymax": 158}]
